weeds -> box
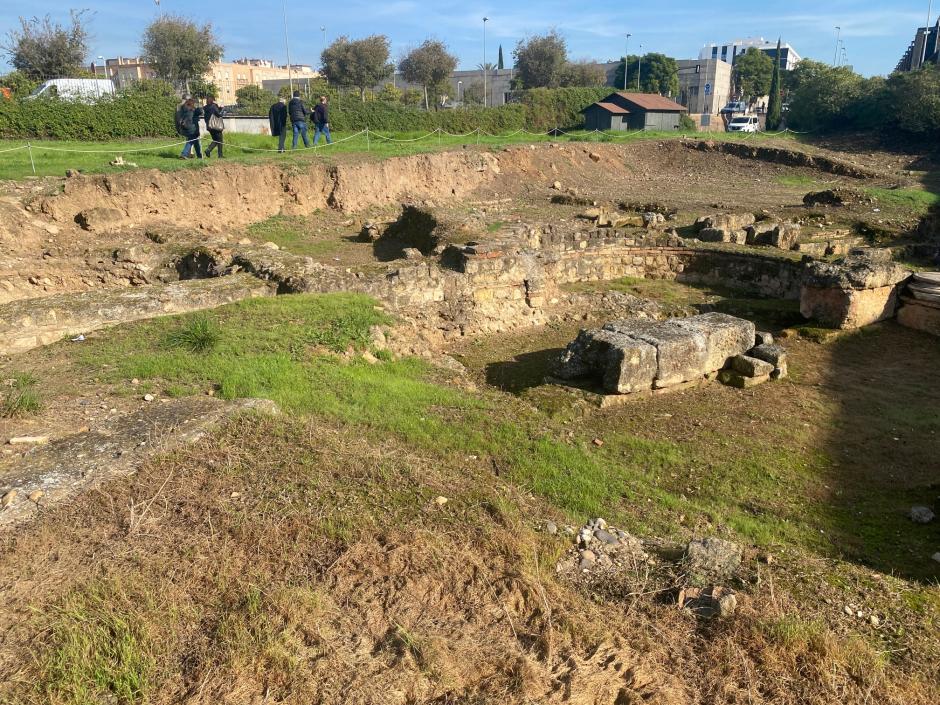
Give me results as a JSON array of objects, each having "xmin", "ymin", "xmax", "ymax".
[
  {"xmin": 1, "ymin": 372, "xmax": 42, "ymax": 417},
  {"xmin": 165, "ymin": 314, "xmax": 221, "ymax": 353}
]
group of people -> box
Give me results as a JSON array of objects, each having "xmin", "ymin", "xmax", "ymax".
[
  {"xmin": 269, "ymin": 92, "xmax": 332, "ymax": 152},
  {"xmin": 174, "ymin": 96, "xmax": 225, "ymax": 159},
  {"xmin": 173, "ymin": 91, "xmax": 332, "ymax": 160}
]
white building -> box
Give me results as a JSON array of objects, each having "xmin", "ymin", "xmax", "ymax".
[{"xmin": 699, "ymin": 37, "xmax": 802, "ymax": 70}]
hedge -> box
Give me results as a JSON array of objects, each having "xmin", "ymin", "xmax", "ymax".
[{"xmin": 0, "ymin": 85, "xmax": 609, "ymax": 140}]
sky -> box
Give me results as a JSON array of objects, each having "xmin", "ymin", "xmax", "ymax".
[{"xmin": 0, "ymin": 0, "xmax": 934, "ymax": 77}]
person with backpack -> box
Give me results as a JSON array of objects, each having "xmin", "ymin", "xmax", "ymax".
[
  {"xmin": 313, "ymin": 95, "xmax": 332, "ymax": 145},
  {"xmin": 176, "ymin": 97, "xmax": 203, "ymax": 159},
  {"xmin": 203, "ymin": 96, "xmax": 224, "ymax": 158},
  {"xmin": 269, "ymin": 96, "xmax": 288, "ymax": 153},
  {"xmin": 288, "ymin": 90, "xmax": 311, "ymax": 149}
]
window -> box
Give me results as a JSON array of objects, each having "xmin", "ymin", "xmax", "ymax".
[{"xmin": 712, "ymin": 47, "xmax": 718, "ymax": 59}]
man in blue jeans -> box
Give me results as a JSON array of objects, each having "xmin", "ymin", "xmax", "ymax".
[
  {"xmin": 313, "ymin": 95, "xmax": 332, "ymax": 145},
  {"xmin": 288, "ymin": 91, "xmax": 310, "ymax": 149}
]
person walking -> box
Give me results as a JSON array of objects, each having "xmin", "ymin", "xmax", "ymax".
[
  {"xmin": 288, "ymin": 90, "xmax": 311, "ymax": 149},
  {"xmin": 203, "ymin": 96, "xmax": 225, "ymax": 158},
  {"xmin": 313, "ymin": 95, "xmax": 332, "ymax": 145},
  {"xmin": 269, "ymin": 96, "xmax": 288, "ymax": 153},
  {"xmin": 176, "ymin": 98, "xmax": 203, "ymax": 159}
]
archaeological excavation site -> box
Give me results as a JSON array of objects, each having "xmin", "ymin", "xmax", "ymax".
[{"xmin": 0, "ymin": 137, "xmax": 938, "ymax": 705}]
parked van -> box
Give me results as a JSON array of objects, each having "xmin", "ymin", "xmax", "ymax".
[
  {"xmin": 27, "ymin": 78, "xmax": 115, "ymax": 102},
  {"xmin": 726, "ymin": 115, "xmax": 761, "ymax": 133}
]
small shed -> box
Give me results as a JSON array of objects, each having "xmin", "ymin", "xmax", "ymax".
[{"xmin": 582, "ymin": 92, "xmax": 687, "ymax": 132}]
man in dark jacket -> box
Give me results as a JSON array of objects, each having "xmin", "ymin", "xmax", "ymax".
[
  {"xmin": 269, "ymin": 97, "xmax": 288, "ymax": 152},
  {"xmin": 313, "ymin": 95, "xmax": 332, "ymax": 145},
  {"xmin": 287, "ymin": 90, "xmax": 311, "ymax": 149},
  {"xmin": 203, "ymin": 96, "xmax": 224, "ymax": 158}
]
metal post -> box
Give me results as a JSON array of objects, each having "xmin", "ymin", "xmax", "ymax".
[
  {"xmin": 283, "ymin": 1, "xmax": 294, "ymax": 93},
  {"xmin": 366, "ymin": 127, "xmax": 370, "ymax": 152},
  {"xmin": 923, "ymin": 1, "xmax": 935, "ymax": 67},
  {"xmin": 27, "ymin": 143, "xmax": 35, "ymax": 175},
  {"xmin": 623, "ymin": 34, "xmax": 631, "ymax": 91},
  {"xmin": 833, "ymin": 26, "xmax": 841, "ymax": 67},
  {"xmin": 483, "ymin": 17, "xmax": 489, "ymax": 108},
  {"xmin": 637, "ymin": 46, "xmax": 643, "ymax": 91}
]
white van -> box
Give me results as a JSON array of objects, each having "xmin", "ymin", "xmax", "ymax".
[
  {"xmin": 726, "ymin": 115, "xmax": 761, "ymax": 133},
  {"xmin": 28, "ymin": 78, "xmax": 116, "ymax": 102}
]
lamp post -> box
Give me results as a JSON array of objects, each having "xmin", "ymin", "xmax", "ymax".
[
  {"xmin": 95, "ymin": 55, "xmax": 104, "ymax": 98},
  {"xmin": 483, "ymin": 17, "xmax": 489, "ymax": 107},
  {"xmin": 457, "ymin": 80, "xmax": 463, "ymax": 103},
  {"xmin": 623, "ymin": 34, "xmax": 631, "ymax": 91},
  {"xmin": 282, "ymin": 1, "xmax": 294, "ymax": 94},
  {"xmin": 637, "ymin": 44, "xmax": 643, "ymax": 91},
  {"xmin": 833, "ymin": 26, "xmax": 841, "ymax": 66}
]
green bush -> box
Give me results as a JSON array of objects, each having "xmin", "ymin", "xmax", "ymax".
[{"xmin": 519, "ymin": 87, "xmax": 610, "ymax": 131}]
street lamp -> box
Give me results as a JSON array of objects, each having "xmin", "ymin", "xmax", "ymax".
[
  {"xmin": 623, "ymin": 34, "xmax": 631, "ymax": 91},
  {"xmin": 833, "ymin": 26, "xmax": 841, "ymax": 66},
  {"xmin": 637, "ymin": 44, "xmax": 643, "ymax": 91},
  {"xmin": 923, "ymin": 1, "xmax": 934, "ymax": 67},
  {"xmin": 96, "ymin": 55, "xmax": 104, "ymax": 98},
  {"xmin": 457, "ymin": 80, "xmax": 463, "ymax": 103},
  {"xmin": 483, "ymin": 17, "xmax": 489, "ymax": 107},
  {"xmin": 282, "ymin": 1, "xmax": 293, "ymax": 94}
]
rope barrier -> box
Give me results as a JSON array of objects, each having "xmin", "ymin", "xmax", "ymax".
[
  {"xmin": 0, "ymin": 145, "xmax": 29, "ymax": 154},
  {"xmin": 29, "ymin": 140, "xmax": 190, "ymax": 153}
]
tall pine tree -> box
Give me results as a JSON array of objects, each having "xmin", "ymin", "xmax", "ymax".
[
  {"xmin": 766, "ymin": 38, "xmax": 783, "ymax": 131},
  {"xmin": 497, "ymin": 45, "xmax": 504, "ymax": 70}
]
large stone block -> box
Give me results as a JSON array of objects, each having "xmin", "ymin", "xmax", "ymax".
[
  {"xmin": 604, "ymin": 320, "xmax": 707, "ymax": 388},
  {"xmin": 800, "ymin": 284, "xmax": 901, "ymax": 329},
  {"xmin": 666, "ymin": 313, "xmax": 756, "ymax": 372},
  {"xmin": 554, "ymin": 328, "xmax": 657, "ymax": 393},
  {"xmin": 898, "ymin": 301, "xmax": 940, "ymax": 337}
]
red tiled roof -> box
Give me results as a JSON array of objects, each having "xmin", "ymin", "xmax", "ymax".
[
  {"xmin": 591, "ymin": 101, "xmax": 630, "ymax": 115},
  {"xmin": 613, "ymin": 92, "xmax": 686, "ymax": 111}
]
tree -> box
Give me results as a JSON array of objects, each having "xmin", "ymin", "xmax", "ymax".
[
  {"xmin": 558, "ymin": 60, "xmax": 606, "ymax": 87},
  {"xmin": 462, "ymin": 80, "xmax": 485, "ymax": 105},
  {"xmin": 2, "ymin": 11, "xmax": 91, "ymax": 80},
  {"xmin": 321, "ymin": 35, "xmax": 393, "ymax": 101},
  {"xmin": 513, "ymin": 31, "xmax": 568, "ymax": 88},
  {"xmin": 399, "ymin": 40, "xmax": 457, "ymax": 110},
  {"xmin": 401, "ymin": 88, "xmax": 423, "ymax": 106},
  {"xmin": 0, "ymin": 70, "xmax": 39, "ymax": 98},
  {"xmin": 235, "ymin": 84, "xmax": 276, "ymax": 115},
  {"xmin": 613, "ymin": 53, "xmax": 678, "ymax": 95},
  {"xmin": 766, "ymin": 39, "xmax": 783, "ymax": 131},
  {"xmin": 786, "ymin": 63, "xmax": 865, "ymax": 132},
  {"xmin": 141, "ymin": 15, "xmax": 222, "ymax": 93},
  {"xmin": 498, "ymin": 45, "xmax": 505, "ymax": 70},
  {"xmin": 189, "ymin": 77, "xmax": 219, "ymax": 99},
  {"xmin": 735, "ymin": 47, "xmax": 773, "ymax": 103}
]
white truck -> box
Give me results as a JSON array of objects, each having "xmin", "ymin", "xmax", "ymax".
[{"xmin": 27, "ymin": 78, "xmax": 116, "ymax": 102}]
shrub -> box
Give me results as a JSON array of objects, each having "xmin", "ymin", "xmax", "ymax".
[
  {"xmin": 1, "ymin": 372, "xmax": 42, "ymax": 417},
  {"xmin": 166, "ymin": 314, "xmax": 220, "ymax": 353},
  {"xmin": 519, "ymin": 86, "xmax": 610, "ymax": 131},
  {"xmin": 679, "ymin": 114, "xmax": 696, "ymax": 132}
]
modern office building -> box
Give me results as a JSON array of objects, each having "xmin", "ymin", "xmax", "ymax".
[
  {"xmin": 699, "ymin": 37, "xmax": 802, "ymax": 70},
  {"xmin": 896, "ymin": 19, "xmax": 940, "ymax": 72}
]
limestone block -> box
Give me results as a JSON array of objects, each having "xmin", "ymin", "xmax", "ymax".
[
  {"xmin": 898, "ymin": 301, "xmax": 940, "ymax": 337},
  {"xmin": 604, "ymin": 320, "xmax": 707, "ymax": 389},
  {"xmin": 667, "ymin": 313, "xmax": 756, "ymax": 372},
  {"xmin": 730, "ymin": 354, "xmax": 774, "ymax": 378},
  {"xmin": 800, "ymin": 284, "xmax": 901, "ymax": 329},
  {"xmin": 718, "ymin": 369, "xmax": 770, "ymax": 388},
  {"xmin": 554, "ymin": 329, "xmax": 657, "ymax": 394},
  {"xmin": 749, "ymin": 343, "xmax": 787, "ymax": 367}
]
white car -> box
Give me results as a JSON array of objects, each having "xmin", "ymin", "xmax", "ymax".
[{"xmin": 726, "ymin": 115, "xmax": 760, "ymax": 133}]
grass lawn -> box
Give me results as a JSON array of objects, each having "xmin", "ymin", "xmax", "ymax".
[{"xmin": 0, "ymin": 129, "xmax": 799, "ymax": 181}]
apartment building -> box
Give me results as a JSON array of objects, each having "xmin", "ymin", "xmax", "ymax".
[{"xmin": 699, "ymin": 37, "xmax": 802, "ymax": 70}]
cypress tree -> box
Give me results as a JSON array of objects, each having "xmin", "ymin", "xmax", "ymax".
[
  {"xmin": 497, "ymin": 45, "xmax": 504, "ymax": 70},
  {"xmin": 766, "ymin": 38, "xmax": 783, "ymax": 131}
]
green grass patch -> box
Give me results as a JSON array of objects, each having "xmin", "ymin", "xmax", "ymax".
[
  {"xmin": 246, "ymin": 215, "xmax": 345, "ymax": 258},
  {"xmin": 38, "ymin": 583, "xmax": 154, "ymax": 705},
  {"xmin": 165, "ymin": 314, "xmax": 220, "ymax": 353},
  {"xmin": 776, "ymin": 174, "xmax": 819, "ymax": 188},
  {"xmin": 1, "ymin": 371, "xmax": 42, "ymax": 417},
  {"xmin": 866, "ymin": 187, "xmax": 939, "ymax": 214}
]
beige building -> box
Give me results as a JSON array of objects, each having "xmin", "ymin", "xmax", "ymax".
[
  {"xmin": 90, "ymin": 57, "xmax": 318, "ymax": 104},
  {"xmin": 676, "ymin": 59, "xmax": 733, "ymax": 116}
]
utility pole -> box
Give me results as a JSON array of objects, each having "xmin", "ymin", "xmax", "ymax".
[
  {"xmin": 624, "ymin": 34, "xmax": 631, "ymax": 90},
  {"xmin": 483, "ymin": 17, "xmax": 489, "ymax": 107},
  {"xmin": 637, "ymin": 44, "xmax": 643, "ymax": 91},
  {"xmin": 923, "ymin": 1, "xmax": 935, "ymax": 67},
  {"xmin": 283, "ymin": 0, "xmax": 293, "ymax": 93},
  {"xmin": 833, "ymin": 26, "xmax": 841, "ymax": 67}
]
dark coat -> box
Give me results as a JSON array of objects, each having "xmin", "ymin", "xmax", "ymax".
[
  {"xmin": 288, "ymin": 96, "xmax": 309, "ymax": 123},
  {"xmin": 313, "ymin": 102, "xmax": 329, "ymax": 125},
  {"xmin": 269, "ymin": 101, "xmax": 288, "ymax": 136},
  {"xmin": 175, "ymin": 105, "xmax": 202, "ymax": 136},
  {"xmin": 203, "ymin": 102, "xmax": 223, "ymax": 131}
]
